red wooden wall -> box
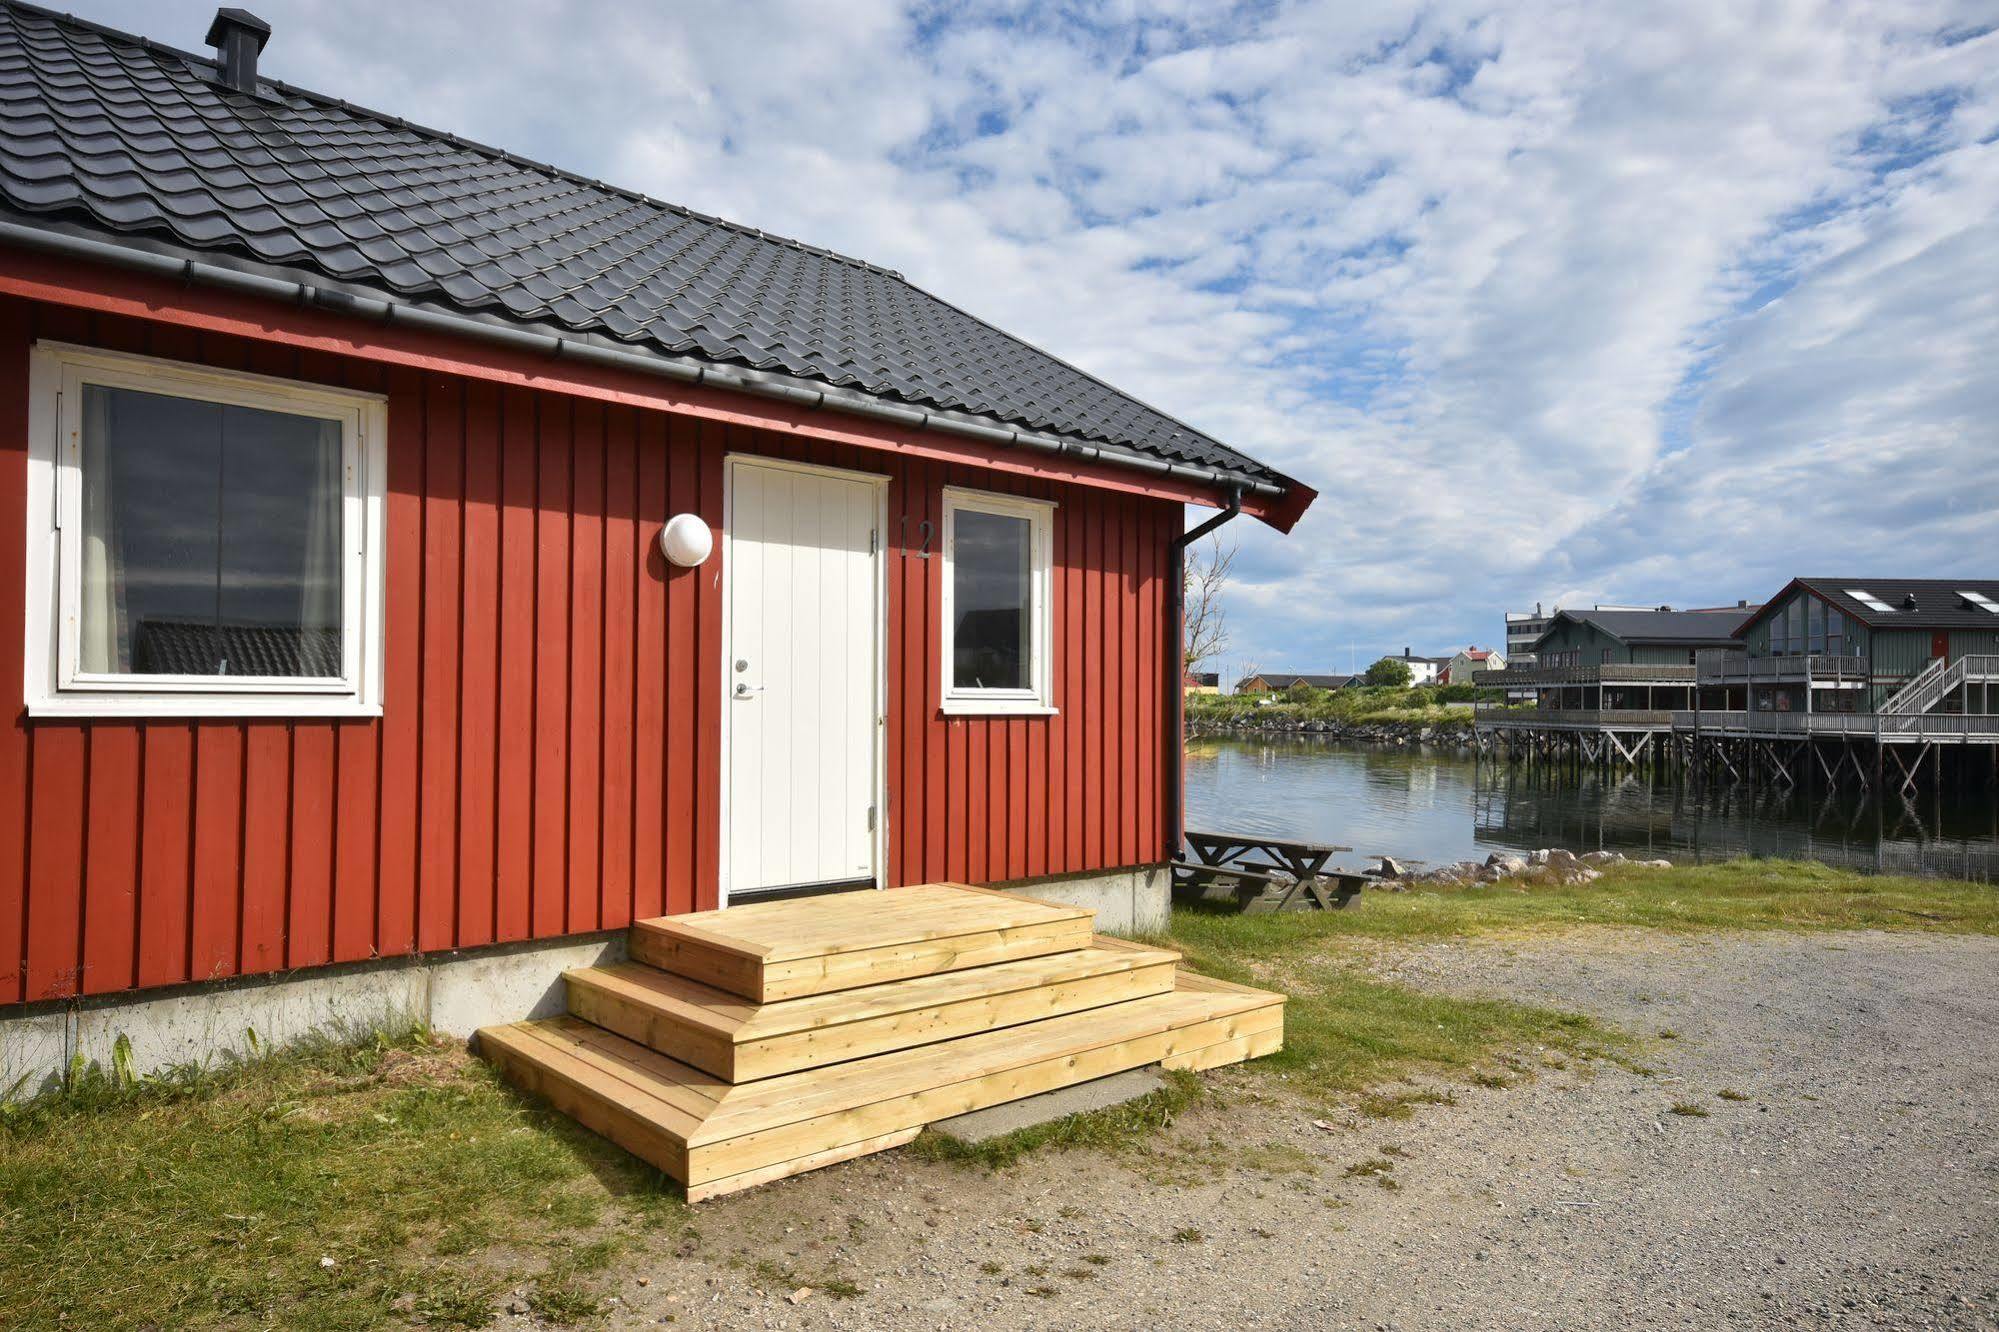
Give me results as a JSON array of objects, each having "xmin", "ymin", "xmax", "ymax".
[{"xmin": 0, "ymin": 295, "xmax": 1174, "ymax": 1004}]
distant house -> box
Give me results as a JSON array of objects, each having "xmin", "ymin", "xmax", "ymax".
[
  {"xmin": 1444, "ymin": 647, "xmax": 1504, "ymax": 685},
  {"xmin": 1389, "ymin": 649, "xmax": 1454, "ymax": 685},
  {"xmin": 1237, "ymin": 672, "xmax": 1360, "ymax": 696},
  {"xmin": 1183, "ymin": 671, "xmax": 1221, "ymax": 695}
]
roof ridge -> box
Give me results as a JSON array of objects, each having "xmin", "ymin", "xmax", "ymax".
[{"xmin": 2, "ymin": 0, "xmax": 910, "ymax": 283}]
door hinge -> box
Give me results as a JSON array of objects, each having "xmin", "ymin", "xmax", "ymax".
[
  {"xmin": 869, "ymin": 528, "xmax": 879, "ymax": 555},
  {"xmin": 866, "ymin": 804, "xmax": 877, "ymax": 832}
]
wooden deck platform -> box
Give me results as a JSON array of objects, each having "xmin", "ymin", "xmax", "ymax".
[
  {"xmin": 480, "ymin": 883, "xmax": 1283, "ymax": 1199},
  {"xmin": 626, "ymin": 882, "xmax": 1095, "ymax": 1001}
]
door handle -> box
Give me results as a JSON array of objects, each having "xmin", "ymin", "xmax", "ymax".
[{"xmin": 734, "ymin": 682, "xmax": 763, "ymax": 698}]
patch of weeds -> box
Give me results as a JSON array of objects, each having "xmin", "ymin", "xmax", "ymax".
[
  {"xmin": 911, "ymin": 1071, "xmax": 1204, "ymax": 1171},
  {"xmin": 1343, "ymin": 1158, "xmax": 1397, "ymax": 1180},
  {"xmin": 1082, "ymin": 1254, "xmax": 1111, "ymax": 1266},
  {"xmin": 528, "ymin": 1279, "xmax": 601, "ymax": 1324},
  {"xmin": 1021, "ymin": 1218, "xmax": 1045, "ymax": 1234},
  {"xmin": 1357, "ymin": 1087, "xmax": 1458, "ymax": 1119},
  {"xmin": 1061, "ymin": 1266, "xmax": 1097, "ymax": 1280},
  {"xmin": 1027, "ymin": 1285, "xmax": 1059, "ymax": 1298},
  {"xmin": 750, "ymin": 1259, "xmax": 862, "ymax": 1300},
  {"xmin": 1667, "ymin": 1102, "xmax": 1710, "ymax": 1118},
  {"xmin": 1378, "ymin": 1144, "xmax": 1410, "ymax": 1159},
  {"xmin": 1717, "ymin": 1088, "xmax": 1750, "ymax": 1102},
  {"xmin": 1022, "ymin": 1263, "xmax": 1048, "ymax": 1278},
  {"xmin": 1057, "ymin": 1204, "xmax": 1084, "ymax": 1219},
  {"xmin": 415, "ymin": 1272, "xmax": 503, "ymax": 1328},
  {"xmin": 978, "ymin": 1261, "xmax": 1003, "ymax": 1276},
  {"xmin": 1658, "ymin": 1029, "xmax": 1680, "ymax": 1040},
  {"xmin": 1469, "ymin": 1071, "xmax": 1512, "ymax": 1089},
  {"xmin": 1172, "ymin": 1227, "xmax": 1205, "ymax": 1244},
  {"xmin": 1236, "ymin": 1142, "xmax": 1320, "ymax": 1175}
]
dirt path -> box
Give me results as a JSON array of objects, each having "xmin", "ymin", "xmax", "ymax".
[{"xmin": 579, "ymin": 930, "xmax": 1999, "ymax": 1331}]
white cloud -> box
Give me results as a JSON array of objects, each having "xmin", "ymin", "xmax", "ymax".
[{"xmin": 91, "ymin": 0, "xmax": 1999, "ymax": 677}]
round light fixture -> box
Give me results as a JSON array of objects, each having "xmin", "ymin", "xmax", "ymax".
[{"xmin": 659, "ymin": 513, "xmax": 713, "ymax": 568}]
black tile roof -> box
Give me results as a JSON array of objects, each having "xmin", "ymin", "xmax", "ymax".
[
  {"xmin": 0, "ymin": 2, "xmax": 1289, "ymax": 490},
  {"xmin": 1535, "ymin": 607, "xmax": 1757, "ymax": 651},
  {"xmin": 1246, "ymin": 673, "xmax": 1356, "ymax": 691},
  {"xmin": 132, "ymin": 619, "xmax": 342, "ymax": 677},
  {"xmin": 1755, "ymin": 578, "xmax": 1999, "ymax": 632}
]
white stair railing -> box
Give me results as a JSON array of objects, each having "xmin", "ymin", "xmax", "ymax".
[{"xmin": 1878, "ymin": 655, "xmax": 1963, "ymax": 716}]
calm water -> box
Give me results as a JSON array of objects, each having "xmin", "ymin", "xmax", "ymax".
[{"xmin": 1183, "ymin": 735, "xmax": 1999, "ymax": 881}]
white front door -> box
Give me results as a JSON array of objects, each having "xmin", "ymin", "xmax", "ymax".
[{"xmin": 723, "ymin": 456, "xmax": 884, "ymax": 901}]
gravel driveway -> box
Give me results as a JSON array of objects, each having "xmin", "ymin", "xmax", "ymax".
[{"xmin": 585, "ymin": 929, "xmax": 1999, "ymax": 1331}]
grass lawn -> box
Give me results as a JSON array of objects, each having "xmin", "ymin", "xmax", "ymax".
[{"xmin": 3, "ymin": 858, "xmax": 1992, "ymax": 1329}]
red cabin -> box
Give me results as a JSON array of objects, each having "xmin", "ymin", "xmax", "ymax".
[{"xmin": 0, "ymin": 3, "xmax": 1312, "ymax": 1105}]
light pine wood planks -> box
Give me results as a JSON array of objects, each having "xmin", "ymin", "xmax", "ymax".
[
  {"xmin": 626, "ymin": 883, "xmax": 1094, "ymax": 1001},
  {"xmin": 478, "ymin": 881, "xmax": 1285, "ymax": 1199},
  {"xmin": 479, "ymin": 971, "xmax": 1282, "ymax": 1192},
  {"xmin": 566, "ymin": 940, "xmax": 1180, "ymax": 1080}
]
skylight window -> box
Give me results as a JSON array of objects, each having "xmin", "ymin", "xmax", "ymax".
[
  {"xmin": 1846, "ymin": 589, "xmax": 1895, "ymax": 614},
  {"xmin": 1961, "ymin": 591, "xmax": 1999, "ymax": 614}
]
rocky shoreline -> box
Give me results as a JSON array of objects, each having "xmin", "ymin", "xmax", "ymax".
[
  {"xmin": 1186, "ymin": 714, "xmax": 1474, "ymax": 747},
  {"xmin": 1374, "ymin": 846, "xmax": 1673, "ymax": 888}
]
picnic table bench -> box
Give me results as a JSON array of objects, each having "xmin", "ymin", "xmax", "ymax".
[{"xmin": 1172, "ymin": 829, "xmax": 1371, "ymax": 912}]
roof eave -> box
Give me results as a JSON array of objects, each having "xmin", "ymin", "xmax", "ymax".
[{"xmin": 0, "ymin": 216, "xmax": 1306, "ymax": 526}]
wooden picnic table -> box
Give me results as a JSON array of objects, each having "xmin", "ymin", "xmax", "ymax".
[{"xmin": 1174, "ymin": 828, "xmax": 1367, "ymax": 912}]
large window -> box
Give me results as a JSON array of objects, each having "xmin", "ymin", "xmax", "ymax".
[
  {"xmin": 26, "ymin": 344, "xmax": 386, "ymax": 716},
  {"xmin": 941, "ymin": 488, "xmax": 1055, "ymax": 715}
]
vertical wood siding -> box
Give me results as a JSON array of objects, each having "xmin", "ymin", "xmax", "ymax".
[{"xmin": 0, "ymin": 296, "xmax": 1174, "ymax": 1003}]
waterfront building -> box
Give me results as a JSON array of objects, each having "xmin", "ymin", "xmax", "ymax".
[
  {"xmin": 1687, "ymin": 578, "xmax": 1999, "ymax": 730},
  {"xmin": 1473, "ymin": 606, "xmax": 1753, "ymax": 762}
]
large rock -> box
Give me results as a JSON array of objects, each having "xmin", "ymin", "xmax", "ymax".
[{"xmin": 1580, "ymin": 850, "xmax": 1625, "ymax": 866}]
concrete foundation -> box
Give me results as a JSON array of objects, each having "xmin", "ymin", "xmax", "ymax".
[
  {"xmin": 929, "ymin": 1066, "xmax": 1167, "ymax": 1144},
  {"xmin": 2, "ymin": 931, "xmax": 624, "ymax": 1098},
  {"xmin": 995, "ymin": 863, "xmax": 1170, "ymax": 935},
  {"xmin": 2, "ymin": 863, "xmax": 1172, "ymax": 1099}
]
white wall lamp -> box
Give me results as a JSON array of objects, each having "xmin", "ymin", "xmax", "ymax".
[{"xmin": 659, "ymin": 514, "xmax": 713, "ymax": 568}]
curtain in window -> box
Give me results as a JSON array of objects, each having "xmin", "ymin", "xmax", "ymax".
[
  {"xmin": 78, "ymin": 387, "xmax": 127, "ymax": 673},
  {"xmin": 298, "ymin": 418, "xmax": 343, "ymax": 675}
]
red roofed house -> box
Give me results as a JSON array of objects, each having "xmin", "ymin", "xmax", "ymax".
[{"xmin": 0, "ymin": 6, "xmax": 1313, "ymax": 1194}]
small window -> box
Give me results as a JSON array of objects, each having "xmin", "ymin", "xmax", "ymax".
[
  {"xmin": 26, "ymin": 344, "xmax": 386, "ymax": 717},
  {"xmin": 941, "ymin": 488, "xmax": 1056, "ymax": 715}
]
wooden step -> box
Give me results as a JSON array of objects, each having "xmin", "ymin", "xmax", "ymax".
[
  {"xmin": 566, "ymin": 936, "xmax": 1181, "ymax": 1081},
  {"xmin": 626, "ymin": 882, "xmax": 1095, "ymax": 1001},
  {"xmin": 480, "ymin": 969, "xmax": 1283, "ymax": 1201}
]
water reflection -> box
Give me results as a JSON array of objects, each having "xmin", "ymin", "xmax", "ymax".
[{"xmin": 1183, "ymin": 735, "xmax": 1999, "ymax": 881}]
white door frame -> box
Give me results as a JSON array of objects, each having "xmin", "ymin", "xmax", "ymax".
[{"xmin": 718, "ymin": 453, "xmax": 890, "ymax": 908}]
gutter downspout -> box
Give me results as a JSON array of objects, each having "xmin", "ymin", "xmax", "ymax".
[{"xmin": 1165, "ymin": 487, "xmax": 1242, "ymax": 864}]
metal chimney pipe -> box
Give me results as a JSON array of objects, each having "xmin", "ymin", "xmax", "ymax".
[{"xmin": 205, "ymin": 8, "xmax": 271, "ymax": 93}]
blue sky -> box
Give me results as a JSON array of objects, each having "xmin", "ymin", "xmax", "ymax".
[{"xmin": 89, "ymin": 1, "xmax": 1999, "ymax": 684}]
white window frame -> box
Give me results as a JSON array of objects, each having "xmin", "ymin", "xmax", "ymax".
[
  {"xmin": 940, "ymin": 486, "xmax": 1057, "ymax": 717},
  {"xmin": 24, "ymin": 342, "xmax": 388, "ymax": 718}
]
